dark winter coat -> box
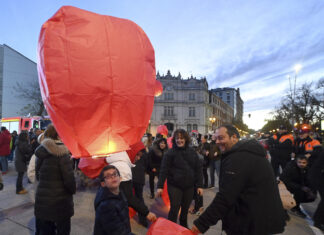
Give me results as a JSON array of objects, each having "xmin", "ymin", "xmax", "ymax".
[
  {"xmin": 209, "ymin": 140, "xmax": 221, "ymax": 161},
  {"xmin": 94, "ymin": 187, "xmax": 132, "ymax": 235},
  {"xmin": 269, "ymin": 132, "xmax": 293, "ymax": 162},
  {"xmin": 34, "ymin": 138, "xmax": 76, "ymax": 221},
  {"xmin": 148, "ymin": 142, "xmax": 167, "ymax": 172},
  {"xmin": 197, "ymin": 142, "xmax": 210, "ymax": 167},
  {"xmin": 194, "ymin": 139, "xmax": 286, "ymax": 235},
  {"xmin": 309, "ymin": 150, "xmax": 324, "ymax": 191},
  {"xmin": 131, "ymin": 152, "xmax": 148, "ymax": 185},
  {"xmin": 14, "ymin": 140, "xmax": 33, "ymax": 172},
  {"xmin": 280, "ymin": 160, "xmax": 313, "ymax": 193},
  {"xmin": 157, "ymin": 146, "xmax": 203, "ymax": 190},
  {"xmin": 0, "ymin": 129, "xmax": 11, "ymax": 156}
]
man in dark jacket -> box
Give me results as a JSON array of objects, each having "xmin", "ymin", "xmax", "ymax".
[
  {"xmin": 280, "ymin": 155, "xmax": 316, "ymax": 218},
  {"xmin": 94, "ymin": 165, "xmax": 133, "ymax": 235},
  {"xmin": 191, "ymin": 125, "xmax": 286, "ymax": 235},
  {"xmin": 269, "ymin": 125, "xmax": 294, "ymax": 178},
  {"xmin": 208, "ymin": 134, "xmax": 221, "ymax": 188},
  {"xmin": 197, "ymin": 135, "xmax": 210, "ymax": 188}
]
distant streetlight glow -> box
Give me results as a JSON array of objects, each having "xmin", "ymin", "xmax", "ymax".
[{"xmin": 293, "ymin": 64, "xmax": 302, "ymax": 73}]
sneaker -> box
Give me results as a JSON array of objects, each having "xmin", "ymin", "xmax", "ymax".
[
  {"xmin": 290, "ymin": 207, "xmax": 307, "ymax": 218},
  {"xmin": 16, "ymin": 189, "xmax": 28, "ymax": 194},
  {"xmin": 314, "ymin": 223, "xmax": 324, "ymax": 232},
  {"xmin": 196, "ymin": 207, "xmax": 204, "ymax": 216}
]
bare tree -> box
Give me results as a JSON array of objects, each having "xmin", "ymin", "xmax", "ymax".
[{"xmin": 12, "ymin": 79, "xmax": 46, "ymax": 116}]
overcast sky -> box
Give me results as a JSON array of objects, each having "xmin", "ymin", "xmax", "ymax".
[{"xmin": 1, "ymin": 0, "xmax": 323, "ymax": 130}]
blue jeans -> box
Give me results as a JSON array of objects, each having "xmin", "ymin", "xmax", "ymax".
[
  {"xmin": 209, "ymin": 159, "xmax": 220, "ymax": 186},
  {"xmin": 0, "ymin": 156, "xmax": 8, "ymax": 172}
]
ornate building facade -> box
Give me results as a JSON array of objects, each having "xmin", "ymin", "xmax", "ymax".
[{"xmin": 149, "ymin": 71, "xmax": 235, "ymax": 136}]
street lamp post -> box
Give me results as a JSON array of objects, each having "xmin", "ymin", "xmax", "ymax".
[
  {"xmin": 288, "ymin": 64, "xmax": 302, "ymax": 127},
  {"xmin": 209, "ymin": 117, "xmax": 216, "ymax": 131}
]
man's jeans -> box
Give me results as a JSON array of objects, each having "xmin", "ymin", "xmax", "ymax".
[
  {"xmin": 0, "ymin": 156, "xmax": 8, "ymax": 172},
  {"xmin": 209, "ymin": 159, "xmax": 220, "ymax": 187}
]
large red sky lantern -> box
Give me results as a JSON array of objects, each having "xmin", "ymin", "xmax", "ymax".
[{"xmin": 38, "ymin": 6, "xmax": 158, "ymax": 158}]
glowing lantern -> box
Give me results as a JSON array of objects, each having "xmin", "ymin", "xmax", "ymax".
[
  {"xmin": 154, "ymin": 80, "xmax": 163, "ymax": 97},
  {"xmin": 38, "ymin": 6, "xmax": 158, "ymax": 158},
  {"xmin": 156, "ymin": 125, "xmax": 168, "ymax": 138}
]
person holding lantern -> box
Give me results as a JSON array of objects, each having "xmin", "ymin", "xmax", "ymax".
[
  {"xmin": 157, "ymin": 129, "xmax": 203, "ymax": 228},
  {"xmin": 148, "ymin": 137, "xmax": 168, "ymax": 198}
]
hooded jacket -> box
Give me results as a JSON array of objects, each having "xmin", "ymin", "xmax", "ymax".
[
  {"xmin": 148, "ymin": 140, "xmax": 168, "ymax": 172},
  {"xmin": 14, "ymin": 139, "xmax": 33, "ymax": 172},
  {"xmin": 94, "ymin": 187, "xmax": 131, "ymax": 235},
  {"xmin": 194, "ymin": 139, "xmax": 286, "ymax": 235},
  {"xmin": 0, "ymin": 129, "xmax": 11, "ymax": 156},
  {"xmin": 34, "ymin": 138, "xmax": 76, "ymax": 221}
]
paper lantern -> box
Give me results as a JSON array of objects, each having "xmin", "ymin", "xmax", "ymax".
[
  {"xmin": 154, "ymin": 80, "xmax": 163, "ymax": 97},
  {"xmin": 156, "ymin": 125, "xmax": 168, "ymax": 137},
  {"xmin": 147, "ymin": 218, "xmax": 194, "ymax": 235},
  {"xmin": 78, "ymin": 157, "xmax": 107, "ymax": 179},
  {"xmin": 38, "ymin": 6, "xmax": 157, "ymax": 158}
]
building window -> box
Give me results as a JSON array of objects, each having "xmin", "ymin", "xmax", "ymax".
[
  {"xmin": 189, "ymin": 93, "xmax": 195, "ymax": 100},
  {"xmin": 193, "ymin": 124, "xmax": 198, "ymax": 130},
  {"xmin": 187, "ymin": 124, "xmax": 192, "ymax": 132},
  {"xmin": 189, "ymin": 107, "xmax": 195, "ymax": 117},
  {"xmin": 164, "ymin": 106, "xmax": 174, "ymax": 116},
  {"xmin": 165, "ymin": 93, "xmax": 174, "ymax": 100}
]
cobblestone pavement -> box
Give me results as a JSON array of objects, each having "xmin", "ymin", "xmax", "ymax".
[{"xmin": 0, "ymin": 162, "xmax": 322, "ymax": 235}]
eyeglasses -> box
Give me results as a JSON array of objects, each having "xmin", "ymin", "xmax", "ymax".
[{"xmin": 104, "ymin": 172, "xmax": 119, "ymax": 180}]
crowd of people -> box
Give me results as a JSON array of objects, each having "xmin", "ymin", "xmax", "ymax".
[{"xmin": 0, "ymin": 122, "xmax": 323, "ymax": 234}]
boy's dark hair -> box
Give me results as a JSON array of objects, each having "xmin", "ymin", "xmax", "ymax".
[
  {"xmin": 203, "ymin": 135, "xmax": 208, "ymax": 140},
  {"xmin": 172, "ymin": 129, "xmax": 190, "ymax": 148},
  {"xmin": 218, "ymin": 124, "xmax": 240, "ymax": 139},
  {"xmin": 18, "ymin": 131, "xmax": 29, "ymax": 142},
  {"xmin": 99, "ymin": 165, "xmax": 120, "ymax": 182},
  {"xmin": 296, "ymin": 155, "xmax": 308, "ymax": 161},
  {"xmin": 1, "ymin": 126, "xmax": 6, "ymax": 131}
]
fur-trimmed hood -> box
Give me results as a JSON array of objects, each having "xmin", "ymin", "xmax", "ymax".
[{"xmin": 40, "ymin": 138, "xmax": 70, "ymax": 157}]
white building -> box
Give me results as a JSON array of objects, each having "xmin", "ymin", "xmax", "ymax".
[
  {"xmin": 149, "ymin": 71, "xmax": 234, "ymax": 136},
  {"xmin": 0, "ymin": 44, "xmax": 38, "ymax": 118}
]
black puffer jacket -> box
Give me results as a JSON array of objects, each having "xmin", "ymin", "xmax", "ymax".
[
  {"xmin": 14, "ymin": 140, "xmax": 33, "ymax": 172},
  {"xmin": 280, "ymin": 160, "xmax": 313, "ymax": 192},
  {"xmin": 132, "ymin": 152, "xmax": 148, "ymax": 185},
  {"xmin": 194, "ymin": 139, "xmax": 286, "ymax": 235},
  {"xmin": 157, "ymin": 146, "xmax": 203, "ymax": 189},
  {"xmin": 34, "ymin": 138, "xmax": 76, "ymax": 221},
  {"xmin": 94, "ymin": 187, "xmax": 131, "ymax": 235},
  {"xmin": 148, "ymin": 141, "xmax": 167, "ymax": 173}
]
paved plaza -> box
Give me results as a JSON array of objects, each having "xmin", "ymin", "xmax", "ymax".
[{"xmin": 0, "ymin": 162, "xmax": 323, "ymax": 235}]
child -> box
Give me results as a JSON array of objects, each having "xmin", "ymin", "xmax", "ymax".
[{"xmin": 94, "ymin": 165, "xmax": 133, "ymax": 235}]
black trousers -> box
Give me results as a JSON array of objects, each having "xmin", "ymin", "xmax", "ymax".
[
  {"xmin": 149, "ymin": 171, "xmax": 159, "ymax": 195},
  {"xmin": 202, "ymin": 167, "xmax": 208, "ymax": 187},
  {"xmin": 193, "ymin": 186, "xmax": 203, "ymax": 211},
  {"xmin": 167, "ymin": 184, "xmax": 194, "ymax": 228},
  {"xmin": 271, "ymin": 157, "xmax": 290, "ymax": 178},
  {"xmin": 35, "ymin": 217, "xmax": 71, "ymax": 235},
  {"xmin": 16, "ymin": 171, "xmax": 24, "ymax": 193},
  {"xmin": 314, "ymin": 188, "xmax": 324, "ymax": 225}
]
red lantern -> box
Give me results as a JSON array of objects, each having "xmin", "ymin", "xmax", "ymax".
[
  {"xmin": 156, "ymin": 125, "xmax": 168, "ymax": 137},
  {"xmin": 147, "ymin": 218, "xmax": 194, "ymax": 235},
  {"xmin": 154, "ymin": 80, "xmax": 163, "ymax": 97},
  {"xmin": 78, "ymin": 157, "xmax": 107, "ymax": 179},
  {"xmin": 38, "ymin": 6, "xmax": 158, "ymax": 158}
]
